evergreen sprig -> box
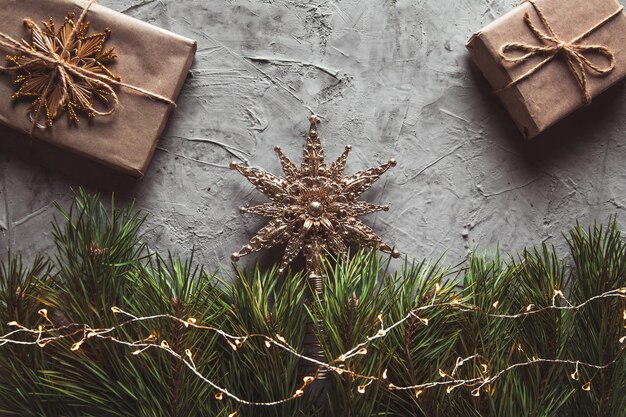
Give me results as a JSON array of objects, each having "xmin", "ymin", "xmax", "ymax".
[{"xmin": 0, "ymin": 190, "xmax": 624, "ymax": 417}]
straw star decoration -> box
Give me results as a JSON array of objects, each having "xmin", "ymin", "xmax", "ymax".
[
  {"xmin": 6, "ymin": 12, "xmax": 119, "ymax": 126},
  {"xmin": 230, "ymin": 115, "xmax": 399, "ymax": 276}
]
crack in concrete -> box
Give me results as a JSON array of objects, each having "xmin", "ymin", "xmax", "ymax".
[
  {"xmin": 241, "ymin": 106, "xmax": 269, "ymax": 133},
  {"xmin": 330, "ymin": 45, "xmax": 349, "ymax": 57},
  {"xmin": 476, "ymin": 177, "xmax": 541, "ymax": 198},
  {"xmin": 13, "ymin": 203, "xmax": 52, "ymax": 227},
  {"xmin": 244, "ymin": 56, "xmax": 340, "ymax": 79},
  {"xmin": 119, "ymin": 0, "xmax": 159, "ymax": 14},
  {"xmin": 604, "ymin": 198, "xmax": 626, "ymax": 211},
  {"xmin": 439, "ymin": 107, "xmax": 471, "ymax": 124},
  {"xmin": 156, "ymin": 147, "xmax": 231, "ymax": 169},
  {"xmin": 164, "ymin": 135, "xmax": 251, "ymax": 165},
  {"xmin": 402, "ymin": 143, "xmax": 464, "ymax": 183},
  {"xmin": 392, "ymin": 100, "xmax": 411, "ymax": 146}
]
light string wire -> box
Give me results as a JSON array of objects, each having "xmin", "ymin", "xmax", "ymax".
[{"xmin": 1, "ymin": 286, "xmax": 624, "ymax": 412}]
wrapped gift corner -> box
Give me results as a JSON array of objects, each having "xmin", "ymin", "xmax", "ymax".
[
  {"xmin": 0, "ymin": 0, "xmax": 197, "ymax": 177},
  {"xmin": 466, "ymin": 0, "xmax": 626, "ymax": 140}
]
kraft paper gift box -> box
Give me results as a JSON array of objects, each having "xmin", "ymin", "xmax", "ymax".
[
  {"xmin": 466, "ymin": 0, "xmax": 626, "ymax": 139},
  {"xmin": 0, "ymin": 0, "xmax": 196, "ymax": 177}
]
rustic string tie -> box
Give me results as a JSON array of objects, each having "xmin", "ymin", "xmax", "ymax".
[
  {"xmin": 497, "ymin": 0, "xmax": 623, "ymax": 104},
  {"xmin": 0, "ymin": 0, "xmax": 176, "ymax": 133}
]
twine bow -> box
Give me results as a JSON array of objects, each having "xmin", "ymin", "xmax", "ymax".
[
  {"xmin": 0, "ymin": 0, "xmax": 176, "ymax": 132},
  {"xmin": 498, "ymin": 0, "xmax": 624, "ymax": 104}
]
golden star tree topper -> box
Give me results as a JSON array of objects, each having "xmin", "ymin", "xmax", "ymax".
[{"xmin": 230, "ymin": 115, "xmax": 399, "ymax": 277}]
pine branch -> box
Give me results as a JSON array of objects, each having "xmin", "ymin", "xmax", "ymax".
[{"xmin": 0, "ymin": 190, "xmax": 624, "ymax": 417}]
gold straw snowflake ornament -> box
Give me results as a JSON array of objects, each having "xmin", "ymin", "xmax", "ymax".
[
  {"xmin": 0, "ymin": 1, "xmax": 178, "ymax": 135},
  {"xmin": 5, "ymin": 11, "xmax": 119, "ymax": 126},
  {"xmin": 230, "ymin": 115, "xmax": 400, "ymax": 277}
]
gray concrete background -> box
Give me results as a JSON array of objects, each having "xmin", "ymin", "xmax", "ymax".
[{"xmin": 2, "ymin": 0, "xmax": 626, "ymax": 270}]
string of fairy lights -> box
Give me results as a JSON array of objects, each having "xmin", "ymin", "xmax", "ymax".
[{"xmin": 1, "ymin": 285, "xmax": 625, "ymax": 415}]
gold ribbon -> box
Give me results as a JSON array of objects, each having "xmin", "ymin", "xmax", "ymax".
[
  {"xmin": 0, "ymin": 0, "xmax": 176, "ymax": 131},
  {"xmin": 498, "ymin": 0, "xmax": 623, "ymax": 104}
]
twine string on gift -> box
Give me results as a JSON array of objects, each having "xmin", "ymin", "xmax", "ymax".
[
  {"xmin": 497, "ymin": 0, "xmax": 624, "ymax": 104},
  {"xmin": 0, "ymin": 0, "xmax": 176, "ymax": 132}
]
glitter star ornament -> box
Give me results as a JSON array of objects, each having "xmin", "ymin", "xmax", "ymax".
[
  {"xmin": 230, "ymin": 115, "xmax": 400, "ymax": 277},
  {"xmin": 6, "ymin": 12, "xmax": 119, "ymax": 126}
]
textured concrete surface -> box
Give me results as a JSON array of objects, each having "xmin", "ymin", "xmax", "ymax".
[{"xmin": 2, "ymin": 0, "xmax": 626, "ymax": 271}]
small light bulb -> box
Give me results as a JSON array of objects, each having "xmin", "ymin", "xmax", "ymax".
[
  {"xmin": 294, "ymin": 389, "xmax": 304, "ymax": 397},
  {"xmin": 303, "ymin": 376, "xmax": 314, "ymax": 383},
  {"xmin": 357, "ymin": 385, "xmax": 366, "ymax": 394},
  {"xmin": 187, "ymin": 317, "xmax": 197, "ymax": 324},
  {"xmin": 471, "ymin": 388, "xmax": 480, "ymax": 397},
  {"xmin": 215, "ymin": 392, "xmax": 223, "ymax": 401},
  {"xmin": 161, "ymin": 340, "xmax": 170, "ymax": 349},
  {"xmin": 276, "ymin": 334, "xmax": 286, "ymax": 343},
  {"xmin": 357, "ymin": 348, "xmax": 367, "ymax": 355},
  {"xmin": 526, "ymin": 304, "xmax": 534, "ymax": 312},
  {"xmin": 228, "ymin": 412, "xmax": 238, "ymax": 417},
  {"xmin": 382, "ymin": 369, "xmax": 388, "ymax": 379},
  {"xmin": 70, "ymin": 340, "xmax": 84, "ymax": 351},
  {"xmin": 110, "ymin": 306, "xmax": 122, "ymax": 314},
  {"xmin": 131, "ymin": 350, "xmax": 142, "ymax": 355},
  {"xmin": 439, "ymin": 369, "xmax": 448, "ymax": 378},
  {"xmin": 582, "ymin": 381, "xmax": 591, "ymax": 391},
  {"xmin": 570, "ymin": 370, "xmax": 579, "ymax": 381},
  {"xmin": 265, "ymin": 340, "xmax": 272, "ymax": 348},
  {"xmin": 419, "ymin": 317, "xmax": 429, "ymax": 326},
  {"xmin": 415, "ymin": 389, "xmax": 423, "ymax": 398},
  {"xmin": 492, "ymin": 301, "xmax": 499, "ymax": 309},
  {"xmin": 452, "ymin": 357, "xmax": 463, "ymax": 374}
]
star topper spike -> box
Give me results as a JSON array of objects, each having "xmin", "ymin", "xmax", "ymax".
[{"xmin": 230, "ymin": 115, "xmax": 399, "ymax": 276}]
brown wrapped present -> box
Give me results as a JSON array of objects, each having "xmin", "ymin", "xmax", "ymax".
[
  {"xmin": 466, "ymin": 0, "xmax": 626, "ymax": 139},
  {"xmin": 0, "ymin": 0, "xmax": 196, "ymax": 177}
]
